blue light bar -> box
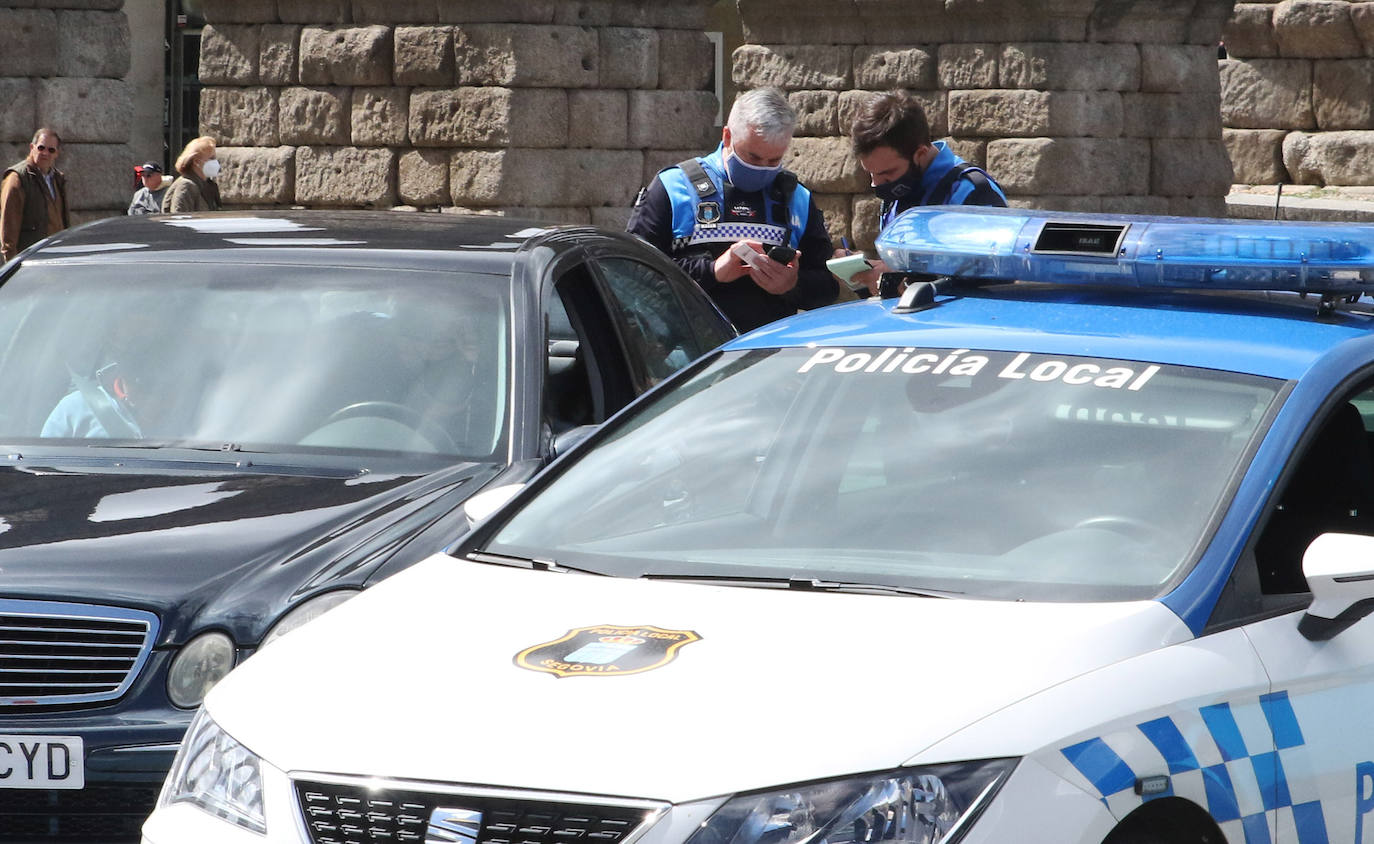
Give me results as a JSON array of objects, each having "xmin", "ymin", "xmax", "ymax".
[{"xmin": 874, "ymin": 206, "xmax": 1374, "ymax": 294}]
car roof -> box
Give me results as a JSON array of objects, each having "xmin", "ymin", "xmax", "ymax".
[{"xmin": 14, "ymin": 210, "xmax": 590, "ymax": 273}]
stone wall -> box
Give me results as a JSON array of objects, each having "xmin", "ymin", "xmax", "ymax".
[
  {"xmin": 736, "ymin": 0, "xmax": 1238, "ymax": 250},
  {"xmin": 1223, "ymin": 0, "xmax": 1374, "ymax": 186},
  {"xmin": 0, "ymin": 0, "xmax": 136, "ymax": 222},
  {"xmin": 195, "ymin": 0, "xmax": 718, "ymax": 228}
]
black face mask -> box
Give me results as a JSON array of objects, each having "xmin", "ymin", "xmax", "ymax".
[{"xmin": 873, "ymin": 161, "xmax": 923, "ymax": 204}]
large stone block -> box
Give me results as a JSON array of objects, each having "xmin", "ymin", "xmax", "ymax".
[
  {"xmin": 58, "ymin": 10, "xmax": 129, "ymax": 79},
  {"xmin": 812, "ymin": 193, "xmax": 850, "ymax": 249},
  {"xmin": 1167, "ymin": 195, "xmax": 1230, "ymax": 218},
  {"xmin": 1219, "ymin": 58, "xmax": 1315, "ymax": 129},
  {"xmin": 454, "ymin": 25, "xmax": 599, "ymax": 88},
  {"xmin": 789, "ymin": 90, "xmax": 838, "ymax": 137},
  {"xmin": 1224, "ymin": 4, "xmax": 1279, "ymax": 58},
  {"xmin": 740, "ymin": 3, "xmax": 866, "ymax": 46},
  {"xmin": 398, "ymin": 148, "xmax": 449, "ymax": 206},
  {"xmin": 435, "ymin": 0, "xmax": 557, "ymax": 23},
  {"xmin": 850, "ymin": 195, "xmax": 881, "ymax": 252},
  {"xmin": 300, "ymin": 25, "xmax": 393, "ymax": 86},
  {"xmin": 568, "ymin": 91, "xmax": 628, "ymax": 148},
  {"xmin": 784, "ymin": 136, "xmax": 867, "ymax": 194},
  {"xmin": 279, "ymin": 87, "xmax": 351, "ymax": 145},
  {"xmin": 600, "ymin": 28, "xmax": 658, "ymax": 89},
  {"xmin": 1010, "ymin": 195, "xmax": 1104, "ymax": 212},
  {"xmin": 351, "ymin": 0, "xmax": 438, "ymax": 23},
  {"xmin": 1151, "ymin": 139, "xmax": 1233, "ymax": 195},
  {"xmin": 1273, "ymin": 0, "xmax": 1360, "ymax": 57},
  {"xmin": 410, "ymin": 87, "xmax": 569, "ymax": 148},
  {"xmin": 1099, "ymin": 195, "xmax": 1171, "ymax": 215},
  {"xmin": 853, "ymin": 46, "xmax": 936, "ymax": 90},
  {"xmin": 0, "ymin": 80, "xmax": 36, "ymax": 143},
  {"xmin": 37, "ymin": 79, "xmax": 132, "ymax": 144},
  {"xmin": 627, "ymin": 90, "xmax": 717, "ymax": 149},
  {"xmin": 296, "ymin": 145, "xmax": 396, "ymax": 206},
  {"xmin": 395, "ymin": 25, "xmax": 454, "ymax": 86},
  {"xmin": 1314, "ymin": 60, "xmax": 1374, "ymax": 129},
  {"xmin": 1283, "ymin": 130, "xmax": 1374, "ymax": 184},
  {"xmin": 732, "ymin": 44, "xmax": 852, "ymax": 91},
  {"xmin": 641, "ymin": 149, "xmax": 706, "ymax": 186},
  {"xmin": 200, "ymin": 25, "xmax": 260, "ymax": 85},
  {"xmin": 591, "ymin": 206, "xmax": 632, "ymax": 231},
  {"xmin": 278, "ymin": 0, "xmax": 352, "ymax": 23},
  {"xmin": 1354, "ymin": 4, "xmax": 1374, "ymax": 58},
  {"xmin": 198, "ymin": 0, "xmax": 278, "ymax": 24},
  {"xmin": 564, "ymin": 150, "xmax": 644, "ymax": 206},
  {"xmin": 987, "ymin": 137, "xmax": 1150, "ymax": 196},
  {"xmin": 839, "ymin": 89, "xmax": 948, "ymax": 139},
  {"xmin": 199, "ymin": 87, "xmax": 280, "ymax": 146},
  {"xmin": 949, "ymin": 90, "xmax": 1123, "ymax": 138},
  {"xmin": 609, "ymin": 0, "xmax": 712, "ymax": 28},
  {"xmin": 1223, "ymin": 128, "xmax": 1289, "ymax": 183},
  {"xmin": 1087, "ymin": 0, "xmax": 1191, "ymax": 44},
  {"xmin": 353, "ymin": 88, "xmax": 408, "ymax": 146},
  {"xmin": 939, "ymin": 44, "xmax": 998, "ymax": 90},
  {"xmin": 60, "ymin": 142, "xmax": 134, "ymax": 212},
  {"xmin": 0, "ymin": 10, "xmax": 57, "ymax": 78},
  {"xmin": 1140, "ymin": 44, "xmax": 1220, "ymax": 92},
  {"xmin": 260, "ymin": 25, "xmax": 301, "ymax": 85},
  {"xmin": 1122, "ymin": 91, "xmax": 1222, "ymax": 137},
  {"xmin": 553, "ymin": 1, "xmax": 615, "ymax": 26},
  {"xmin": 450, "ymin": 148, "xmax": 552, "ymax": 206},
  {"xmin": 658, "ymin": 29, "xmax": 715, "ymax": 91},
  {"xmin": 218, "ymin": 145, "xmax": 296, "ymax": 204},
  {"xmin": 1000, "ymin": 42, "xmax": 1140, "ymax": 91}
]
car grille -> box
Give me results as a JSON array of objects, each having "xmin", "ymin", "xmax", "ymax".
[
  {"xmin": 0, "ymin": 599, "xmax": 158, "ymax": 708},
  {"xmin": 0, "ymin": 782, "xmax": 160, "ymax": 842},
  {"xmin": 296, "ymin": 778, "xmax": 662, "ymax": 844}
]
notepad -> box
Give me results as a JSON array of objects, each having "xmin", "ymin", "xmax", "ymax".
[{"xmin": 826, "ymin": 253, "xmax": 873, "ymax": 282}]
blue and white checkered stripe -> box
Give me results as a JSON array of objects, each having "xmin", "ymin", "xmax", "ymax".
[
  {"xmin": 682, "ymin": 222, "xmax": 789, "ymax": 249},
  {"xmin": 1059, "ymin": 691, "xmax": 1328, "ymax": 844}
]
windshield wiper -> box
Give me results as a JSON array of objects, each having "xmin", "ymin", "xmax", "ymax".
[
  {"xmin": 640, "ymin": 573, "xmax": 958, "ymax": 598},
  {"xmin": 465, "ymin": 550, "xmax": 609, "ymax": 576}
]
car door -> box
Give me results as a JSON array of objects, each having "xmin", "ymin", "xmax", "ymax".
[{"xmin": 1210, "ymin": 379, "xmax": 1374, "ymax": 843}]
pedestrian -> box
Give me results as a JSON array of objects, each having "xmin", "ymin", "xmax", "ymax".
[
  {"xmin": 127, "ymin": 161, "xmax": 172, "ymax": 216},
  {"xmin": 161, "ymin": 136, "xmax": 222, "ymax": 213},
  {"xmin": 1, "ymin": 128, "xmax": 70, "ymax": 263},
  {"xmin": 626, "ymin": 87, "xmax": 836, "ymax": 333},
  {"xmin": 840, "ymin": 90, "xmax": 1007, "ymax": 297}
]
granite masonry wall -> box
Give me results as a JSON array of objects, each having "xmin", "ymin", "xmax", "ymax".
[
  {"xmin": 0, "ymin": 0, "xmax": 137, "ymax": 222},
  {"xmin": 192, "ymin": 0, "xmax": 718, "ymax": 229},
  {"xmin": 1223, "ymin": 0, "xmax": 1374, "ymax": 186}
]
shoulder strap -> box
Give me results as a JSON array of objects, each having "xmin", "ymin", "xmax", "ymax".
[
  {"xmin": 929, "ymin": 162, "xmax": 1005, "ymax": 207},
  {"xmin": 928, "ymin": 162, "xmax": 973, "ymax": 206},
  {"xmin": 677, "ymin": 158, "xmax": 717, "ymax": 200}
]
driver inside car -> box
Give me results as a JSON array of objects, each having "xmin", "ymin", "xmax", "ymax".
[{"xmin": 41, "ymin": 313, "xmax": 170, "ymax": 440}]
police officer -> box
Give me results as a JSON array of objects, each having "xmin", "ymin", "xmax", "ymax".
[
  {"xmin": 627, "ymin": 87, "xmax": 836, "ymax": 333},
  {"xmin": 841, "ymin": 91, "xmax": 1007, "ymax": 297}
]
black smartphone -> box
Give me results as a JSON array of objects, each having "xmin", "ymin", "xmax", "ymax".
[{"xmin": 768, "ymin": 245, "xmax": 796, "ymax": 264}]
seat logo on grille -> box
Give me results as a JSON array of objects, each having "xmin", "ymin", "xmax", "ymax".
[
  {"xmin": 514, "ymin": 624, "xmax": 702, "ymax": 679},
  {"xmin": 427, "ymin": 807, "xmax": 482, "ymax": 844}
]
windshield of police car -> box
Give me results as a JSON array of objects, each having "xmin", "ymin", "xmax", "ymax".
[
  {"xmin": 487, "ymin": 346, "xmax": 1280, "ymax": 601},
  {"xmin": 0, "ymin": 263, "xmax": 510, "ymax": 462}
]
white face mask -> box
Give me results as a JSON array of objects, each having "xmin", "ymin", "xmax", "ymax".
[{"xmin": 201, "ymin": 159, "xmax": 221, "ymax": 179}]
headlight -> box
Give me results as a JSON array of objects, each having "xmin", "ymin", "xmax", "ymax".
[
  {"xmin": 685, "ymin": 761, "xmax": 1017, "ymax": 844},
  {"xmin": 260, "ymin": 589, "xmax": 358, "ymax": 649},
  {"xmin": 159, "ymin": 708, "xmax": 266, "ymax": 834},
  {"xmin": 167, "ymin": 631, "xmax": 236, "ymax": 709}
]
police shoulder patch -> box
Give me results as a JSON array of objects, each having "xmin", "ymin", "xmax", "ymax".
[{"xmin": 696, "ymin": 201, "xmax": 721, "ymax": 225}]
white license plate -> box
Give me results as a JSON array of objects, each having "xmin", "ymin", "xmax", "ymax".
[{"xmin": 0, "ymin": 735, "xmax": 83, "ymax": 788}]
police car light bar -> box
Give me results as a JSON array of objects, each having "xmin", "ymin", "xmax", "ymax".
[{"xmin": 874, "ymin": 206, "xmax": 1374, "ymax": 294}]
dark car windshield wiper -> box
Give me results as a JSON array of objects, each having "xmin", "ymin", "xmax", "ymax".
[
  {"xmin": 639, "ymin": 573, "xmax": 958, "ymax": 598},
  {"xmin": 465, "ymin": 550, "xmax": 610, "ymax": 576}
]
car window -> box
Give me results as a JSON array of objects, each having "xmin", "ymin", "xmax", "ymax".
[
  {"xmin": 487, "ymin": 347, "xmax": 1282, "ymax": 602},
  {"xmin": 0, "ymin": 263, "xmax": 511, "ymax": 461},
  {"xmin": 593, "ymin": 257, "xmax": 713, "ymax": 391}
]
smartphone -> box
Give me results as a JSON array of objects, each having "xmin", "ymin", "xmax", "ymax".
[{"xmin": 767, "ymin": 245, "xmax": 796, "ymax": 264}]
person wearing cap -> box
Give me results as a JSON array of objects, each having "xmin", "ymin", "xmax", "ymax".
[{"xmin": 127, "ymin": 161, "xmax": 172, "ymax": 216}]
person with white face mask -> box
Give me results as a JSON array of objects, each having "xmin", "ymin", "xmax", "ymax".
[
  {"xmin": 626, "ymin": 87, "xmax": 836, "ymax": 332},
  {"xmin": 161, "ymin": 135, "xmax": 223, "ymax": 213}
]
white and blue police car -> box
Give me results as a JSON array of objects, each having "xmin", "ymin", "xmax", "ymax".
[{"xmin": 143, "ymin": 207, "xmax": 1374, "ymax": 844}]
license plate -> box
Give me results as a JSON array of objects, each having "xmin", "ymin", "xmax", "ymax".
[{"xmin": 0, "ymin": 735, "xmax": 83, "ymax": 788}]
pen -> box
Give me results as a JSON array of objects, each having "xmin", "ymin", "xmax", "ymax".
[{"xmin": 841, "ymin": 236, "xmax": 852, "ymax": 254}]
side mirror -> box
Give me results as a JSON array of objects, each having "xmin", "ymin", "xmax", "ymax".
[
  {"xmin": 1298, "ymin": 533, "xmax": 1374, "ymax": 640},
  {"xmin": 461, "ymin": 482, "xmax": 526, "ymax": 528}
]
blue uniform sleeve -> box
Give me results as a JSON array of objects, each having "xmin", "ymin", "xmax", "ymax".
[{"xmin": 625, "ymin": 177, "xmax": 721, "ymax": 293}]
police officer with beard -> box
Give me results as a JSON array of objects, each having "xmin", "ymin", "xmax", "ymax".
[{"xmin": 627, "ymin": 88, "xmax": 836, "ymax": 333}]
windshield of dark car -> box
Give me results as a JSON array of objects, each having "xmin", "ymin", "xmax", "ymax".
[
  {"xmin": 485, "ymin": 346, "xmax": 1281, "ymax": 601},
  {"xmin": 0, "ymin": 262, "xmax": 511, "ymax": 461}
]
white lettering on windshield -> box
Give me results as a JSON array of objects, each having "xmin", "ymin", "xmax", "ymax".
[{"xmin": 798, "ymin": 348, "xmax": 1160, "ymax": 391}]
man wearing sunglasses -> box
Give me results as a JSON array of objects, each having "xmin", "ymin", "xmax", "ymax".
[{"xmin": 1, "ymin": 128, "xmax": 70, "ymax": 263}]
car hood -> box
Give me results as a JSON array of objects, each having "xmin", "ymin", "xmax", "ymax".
[
  {"xmin": 210, "ymin": 555, "xmax": 1193, "ymax": 803},
  {"xmin": 0, "ymin": 460, "xmax": 501, "ymax": 641}
]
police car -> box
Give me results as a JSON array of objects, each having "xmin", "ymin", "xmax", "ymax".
[{"xmin": 143, "ymin": 207, "xmax": 1374, "ymax": 844}]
